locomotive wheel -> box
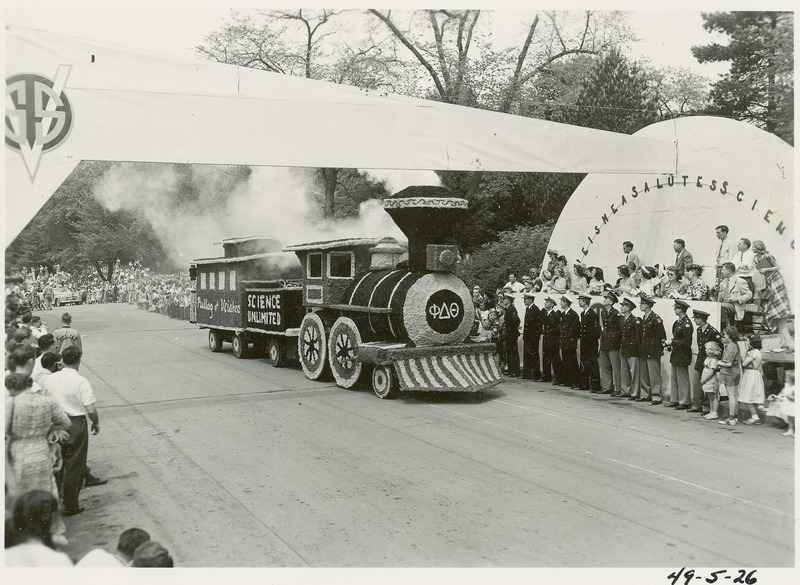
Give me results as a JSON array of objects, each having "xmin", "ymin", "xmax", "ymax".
[
  {"xmin": 232, "ymin": 333, "xmax": 247, "ymax": 359},
  {"xmin": 298, "ymin": 312, "xmax": 329, "ymax": 380},
  {"xmin": 372, "ymin": 365, "xmax": 399, "ymax": 399},
  {"xmin": 208, "ymin": 329, "xmax": 223, "ymax": 352},
  {"xmin": 268, "ymin": 338, "xmax": 286, "ymax": 368},
  {"xmin": 328, "ymin": 317, "xmax": 363, "ymax": 389}
]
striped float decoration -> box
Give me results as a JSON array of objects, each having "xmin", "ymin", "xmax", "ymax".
[{"xmin": 393, "ymin": 352, "xmax": 501, "ymax": 392}]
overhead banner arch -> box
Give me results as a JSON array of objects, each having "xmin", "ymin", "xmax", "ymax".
[
  {"xmin": 4, "ymin": 25, "xmax": 677, "ymax": 247},
  {"xmin": 545, "ymin": 116, "xmax": 794, "ymax": 305}
]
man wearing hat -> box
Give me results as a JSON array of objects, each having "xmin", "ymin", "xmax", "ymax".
[
  {"xmin": 541, "ymin": 297, "xmax": 562, "ymax": 384},
  {"xmin": 521, "ymin": 292, "xmax": 543, "ymax": 381},
  {"xmin": 501, "ymin": 293, "xmax": 521, "ymax": 377},
  {"xmin": 618, "ymin": 297, "xmax": 642, "ymax": 399},
  {"xmin": 638, "ymin": 295, "xmax": 667, "ymax": 405},
  {"xmin": 599, "ymin": 291, "xmax": 623, "ymax": 396},
  {"xmin": 559, "ymin": 296, "xmax": 580, "ymax": 388},
  {"xmin": 665, "ymin": 300, "xmax": 694, "ymax": 409},
  {"xmin": 577, "ymin": 293, "xmax": 601, "ymax": 392},
  {"xmin": 53, "ymin": 312, "xmax": 82, "ymax": 355},
  {"xmin": 690, "ymin": 308, "xmax": 722, "ymax": 413}
]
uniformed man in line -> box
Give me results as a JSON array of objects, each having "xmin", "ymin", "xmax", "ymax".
[
  {"xmin": 619, "ymin": 297, "xmax": 642, "ymax": 400},
  {"xmin": 502, "ymin": 293, "xmax": 521, "ymax": 377},
  {"xmin": 558, "ymin": 295, "xmax": 580, "ymax": 389},
  {"xmin": 665, "ymin": 299, "xmax": 694, "ymax": 409},
  {"xmin": 598, "ymin": 291, "xmax": 622, "ymax": 396},
  {"xmin": 541, "ymin": 297, "xmax": 562, "ymax": 384},
  {"xmin": 638, "ymin": 295, "xmax": 667, "ymax": 405},
  {"xmin": 521, "ymin": 292, "xmax": 543, "ymax": 381},
  {"xmin": 690, "ymin": 308, "xmax": 722, "ymax": 414},
  {"xmin": 576, "ymin": 293, "xmax": 602, "ymax": 392}
]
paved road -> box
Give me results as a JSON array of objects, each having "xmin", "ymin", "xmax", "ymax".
[{"xmin": 43, "ymin": 303, "xmax": 794, "ymax": 568}]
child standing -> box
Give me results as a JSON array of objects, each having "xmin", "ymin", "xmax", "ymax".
[
  {"xmin": 780, "ymin": 371, "xmax": 795, "ymax": 437},
  {"xmin": 717, "ymin": 326, "xmax": 742, "ymax": 426},
  {"xmin": 739, "ymin": 334, "xmax": 766, "ymax": 424},
  {"xmin": 701, "ymin": 341, "xmax": 722, "ymax": 420}
]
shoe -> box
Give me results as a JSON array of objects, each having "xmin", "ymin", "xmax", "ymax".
[
  {"xmin": 635, "ymin": 397, "xmax": 648, "ymax": 402},
  {"xmin": 703, "ymin": 413, "xmax": 719, "ymax": 420},
  {"xmin": 612, "ymin": 392, "xmax": 622, "ymax": 397},
  {"xmin": 665, "ymin": 402, "xmax": 679, "ymax": 408},
  {"xmin": 718, "ymin": 418, "xmax": 737, "ymax": 426},
  {"xmin": 675, "ymin": 404, "xmax": 690, "ymax": 410},
  {"xmin": 84, "ymin": 477, "xmax": 108, "ymax": 487},
  {"xmin": 629, "ymin": 396, "xmax": 639, "ymax": 401},
  {"xmin": 62, "ymin": 507, "xmax": 85, "ymax": 517},
  {"xmin": 782, "ymin": 430, "xmax": 795, "ymax": 437},
  {"xmin": 687, "ymin": 407, "xmax": 702, "ymax": 413},
  {"xmin": 743, "ymin": 416, "xmax": 761, "ymax": 425},
  {"xmin": 650, "ymin": 400, "xmax": 662, "ymax": 406},
  {"xmin": 590, "ymin": 389, "xmax": 602, "ymax": 394},
  {"xmin": 600, "ymin": 389, "xmax": 614, "ymax": 395}
]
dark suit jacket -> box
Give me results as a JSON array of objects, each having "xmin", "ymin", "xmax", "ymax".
[
  {"xmin": 523, "ymin": 304, "xmax": 542, "ymax": 343},
  {"xmin": 559, "ymin": 309, "xmax": 580, "ymax": 350},
  {"xmin": 599, "ymin": 306, "xmax": 621, "ymax": 351},
  {"xmin": 639, "ymin": 310, "xmax": 666, "ymax": 359},
  {"xmin": 620, "ymin": 313, "xmax": 642, "ymax": 358},
  {"xmin": 669, "ymin": 314, "xmax": 694, "ymax": 366},
  {"xmin": 542, "ymin": 309, "xmax": 561, "ymax": 349},
  {"xmin": 578, "ymin": 308, "xmax": 601, "ymax": 359}
]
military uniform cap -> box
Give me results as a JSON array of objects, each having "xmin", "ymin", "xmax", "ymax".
[
  {"xmin": 578, "ymin": 293, "xmax": 593, "ymax": 302},
  {"xmin": 639, "ymin": 294, "xmax": 656, "ymax": 307},
  {"xmin": 673, "ymin": 299, "xmax": 690, "ymax": 312},
  {"xmin": 692, "ymin": 308, "xmax": 710, "ymax": 319},
  {"xmin": 544, "ymin": 296, "xmax": 557, "ymax": 305},
  {"xmin": 560, "ymin": 295, "xmax": 573, "ymax": 305},
  {"xmin": 620, "ymin": 297, "xmax": 636, "ymax": 309},
  {"xmin": 604, "ymin": 290, "xmax": 619, "ymax": 304}
]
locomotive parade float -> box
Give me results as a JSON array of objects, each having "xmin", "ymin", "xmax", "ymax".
[{"xmin": 191, "ymin": 186, "xmax": 502, "ymax": 398}]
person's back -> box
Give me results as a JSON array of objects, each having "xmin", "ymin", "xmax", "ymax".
[{"xmin": 53, "ymin": 312, "xmax": 81, "ymax": 355}]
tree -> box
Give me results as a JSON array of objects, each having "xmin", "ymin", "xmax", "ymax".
[
  {"xmin": 457, "ymin": 224, "xmax": 554, "ymax": 292},
  {"xmin": 197, "ymin": 10, "xmax": 403, "ymax": 216},
  {"xmin": 7, "ymin": 161, "xmax": 167, "ymax": 280},
  {"xmin": 569, "ymin": 46, "xmax": 660, "ymax": 134},
  {"xmin": 646, "ymin": 66, "xmax": 710, "ymax": 119},
  {"xmin": 692, "ymin": 11, "xmax": 793, "ymax": 144},
  {"xmin": 368, "ymin": 10, "xmax": 632, "ymax": 199}
]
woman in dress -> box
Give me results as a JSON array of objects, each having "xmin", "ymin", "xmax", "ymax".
[
  {"xmin": 739, "ymin": 334, "xmax": 766, "ymax": 425},
  {"xmin": 5, "ymin": 373, "xmax": 71, "ymax": 501},
  {"xmin": 636, "ymin": 266, "xmax": 658, "ymax": 298},
  {"xmin": 545, "ymin": 266, "xmax": 569, "ymax": 294},
  {"xmin": 614, "ymin": 264, "xmax": 637, "ymax": 296},
  {"xmin": 586, "ymin": 267, "xmax": 606, "ymax": 295},
  {"xmin": 684, "ymin": 264, "xmax": 709, "ymax": 300},
  {"xmin": 571, "ymin": 263, "xmax": 589, "ymax": 293},
  {"xmin": 5, "ymin": 490, "xmax": 72, "ymax": 566},
  {"xmin": 751, "ymin": 240, "xmax": 792, "ymax": 331},
  {"xmin": 656, "ymin": 266, "xmax": 687, "ymax": 298}
]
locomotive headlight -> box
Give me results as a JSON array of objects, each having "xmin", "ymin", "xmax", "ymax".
[
  {"xmin": 438, "ymin": 249, "xmax": 455, "ymax": 268},
  {"xmin": 426, "ymin": 244, "xmax": 458, "ymax": 272}
]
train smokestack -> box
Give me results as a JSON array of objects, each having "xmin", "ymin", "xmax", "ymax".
[{"xmin": 383, "ymin": 186, "xmax": 467, "ymax": 272}]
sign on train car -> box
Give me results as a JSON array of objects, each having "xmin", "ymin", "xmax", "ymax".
[{"xmin": 245, "ymin": 283, "xmax": 304, "ymax": 333}]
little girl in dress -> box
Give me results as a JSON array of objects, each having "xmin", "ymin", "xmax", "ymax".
[
  {"xmin": 701, "ymin": 341, "xmax": 722, "ymax": 420},
  {"xmin": 739, "ymin": 334, "xmax": 766, "ymax": 425}
]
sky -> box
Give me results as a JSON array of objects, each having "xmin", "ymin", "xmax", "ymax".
[{"xmin": 4, "ymin": 0, "xmax": 760, "ymax": 82}]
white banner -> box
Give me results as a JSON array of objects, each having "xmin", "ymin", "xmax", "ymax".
[{"xmin": 5, "ymin": 25, "xmax": 677, "ymax": 246}]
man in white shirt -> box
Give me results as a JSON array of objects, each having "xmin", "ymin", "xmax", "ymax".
[
  {"xmin": 734, "ymin": 237, "xmax": 756, "ymax": 295},
  {"xmin": 504, "ymin": 272, "xmax": 525, "ymax": 293},
  {"xmin": 77, "ymin": 527, "xmax": 151, "ymax": 567},
  {"xmin": 43, "ymin": 346, "xmax": 101, "ymax": 516},
  {"xmin": 714, "ymin": 225, "xmax": 737, "ymax": 282}
]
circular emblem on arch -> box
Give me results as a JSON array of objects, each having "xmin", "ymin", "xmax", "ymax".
[
  {"xmin": 6, "ymin": 71, "xmax": 74, "ymax": 154},
  {"xmin": 425, "ymin": 289, "xmax": 464, "ymax": 334}
]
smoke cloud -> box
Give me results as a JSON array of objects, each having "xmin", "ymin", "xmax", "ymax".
[{"xmin": 93, "ymin": 164, "xmax": 440, "ymax": 266}]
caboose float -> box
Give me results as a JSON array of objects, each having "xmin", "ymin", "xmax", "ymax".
[{"xmin": 191, "ymin": 187, "xmax": 501, "ymax": 398}]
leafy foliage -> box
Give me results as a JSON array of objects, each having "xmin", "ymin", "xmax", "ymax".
[
  {"xmin": 692, "ymin": 11, "xmax": 793, "ymax": 144},
  {"xmin": 570, "ymin": 46, "xmax": 660, "ymax": 134},
  {"xmin": 457, "ymin": 224, "xmax": 554, "ymax": 292}
]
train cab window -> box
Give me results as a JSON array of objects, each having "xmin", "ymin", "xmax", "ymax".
[
  {"xmin": 209, "ymin": 271, "xmax": 216, "ymax": 290},
  {"xmin": 308, "ymin": 253, "xmax": 322, "ymax": 279},
  {"xmin": 200, "ymin": 272, "xmax": 207, "ymax": 290},
  {"xmin": 218, "ymin": 270, "xmax": 225, "ymax": 290},
  {"xmin": 229, "ymin": 269, "xmax": 236, "ymax": 291},
  {"xmin": 328, "ymin": 252, "xmax": 354, "ymax": 278}
]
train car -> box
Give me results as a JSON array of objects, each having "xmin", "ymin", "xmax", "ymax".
[
  {"xmin": 286, "ymin": 186, "xmax": 502, "ymax": 398},
  {"xmin": 190, "ymin": 236, "xmax": 303, "ymax": 359}
]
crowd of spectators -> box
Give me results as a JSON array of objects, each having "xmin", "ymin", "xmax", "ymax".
[
  {"xmin": 6, "ymin": 259, "xmax": 193, "ymax": 322},
  {"xmin": 5, "ymin": 267, "xmax": 177, "ymax": 566},
  {"xmin": 468, "ymin": 227, "xmax": 795, "ymax": 435}
]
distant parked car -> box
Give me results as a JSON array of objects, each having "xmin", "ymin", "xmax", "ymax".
[{"xmin": 53, "ymin": 288, "xmax": 82, "ymax": 306}]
